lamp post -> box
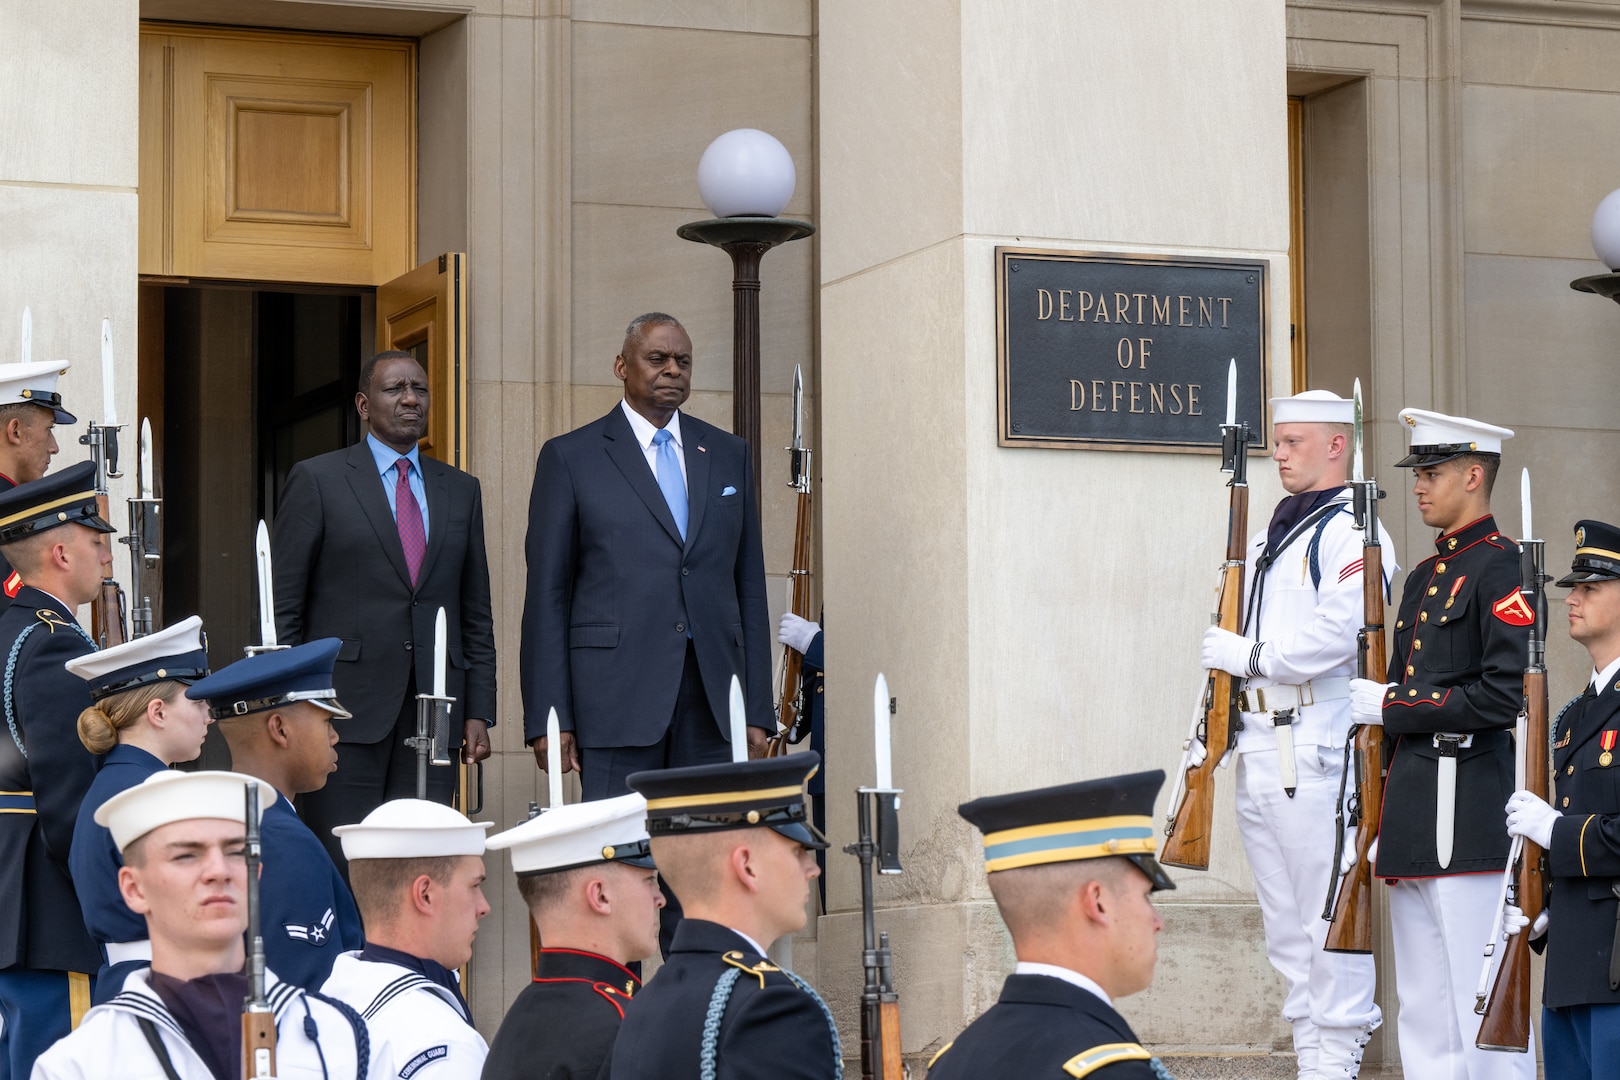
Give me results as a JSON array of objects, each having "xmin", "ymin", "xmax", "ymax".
[
  {"xmin": 678, "ymin": 129, "xmax": 814, "ymax": 504},
  {"xmin": 1571, "ymin": 187, "xmax": 1620, "ymax": 303}
]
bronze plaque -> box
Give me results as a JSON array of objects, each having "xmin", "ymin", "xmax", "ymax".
[{"xmin": 996, "ymin": 248, "xmax": 1269, "ymax": 452}]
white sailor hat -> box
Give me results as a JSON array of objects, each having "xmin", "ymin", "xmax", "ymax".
[
  {"xmin": 65, "ymin": 615, "xmax": 209, "ymax": 701},
  {"xmin": 332, "ymin": 799, "xmax": 493, "ymax": 861},
  {"xmin": 485, "ymin": 793, "xmax": 654, "ymax": 876},
  {"xmin": 1395, "ymin": 408, "xmax": 1514, "ymax": 467},
  {"xmin": 1270, "ymin": 389, "xmax": 1352, "ymax": 426},
  {"xmin": 0, "ymin": 360, "xmax": 76, "ymax": 424},
  {"xmin": 94, "ymin": 770, "xmax": 275, "ymax": 854}
]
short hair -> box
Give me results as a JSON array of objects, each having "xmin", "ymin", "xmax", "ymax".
[
  {"xmin": 647, "ymin": 832, "xmax": 734, "ymax": 907},
  {"xmin": 348, "ymin": 855, "xmax": 460, "ymax": 925},
  {"xmin": 0, "ymin": 530, "xmax": 56, "ymax": 577},
  {"xmin": 515, "ymin": 866, "xmax": 588, "ymax": 914},
  {"xmin": 0, "ymin": 402, "xmax": 49, "ymax": 430},
  {"xmin": 358, "ymin": 350, "xmax": 420, "ymax": 395},
  {"xmin": 623, "ymin": 313, "xmax": 682, "ymax": 349},
  {"xmin": 1452, "ymin": 452, "xmax": 1501, "ymax": 497},
  {"xmin": 122, "ymin": 832, "xmax": 152, "ymax": 868},
  {"xmin": 987, "ymin": 857, "xmax": 1132, "ymax": 939}
]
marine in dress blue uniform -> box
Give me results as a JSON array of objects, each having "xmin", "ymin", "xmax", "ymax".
[
  {"xmin": 1493, "ymin": 521, "xmax": 1620, "ymax": 1080},
  {"xmin": 64, "ymin": 616, "xmax": 211, "ymax": 1003},
  {"xmin": 0, "ymin": 460, "xmax": 115, "ymax": 1080},
  {"xmin": 483, "ymin": 793, "xmax": 659, "ymax": 1080},
  {"xmin": 928, "ymin": 771, "xmax": 1175, "ymax": 1080},
  {"xmin": 185, "ymin": 640, "xmax": 362, "ymax": 990},
  {"xmin": 0, "ymin": 358, "xmax": 78, "ymax": 620},
  {"xmin": 607, "ymin": 755, "xmax": 838, "ymax": 1080},
  {"xmin": 1348, "ymin": 409, "xmax": 1534, "ymax": 1080}
]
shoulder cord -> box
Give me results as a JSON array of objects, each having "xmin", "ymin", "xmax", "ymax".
[
  {"xmin": 699, "ymin": 967, "xmax": 842, "ymax": 1080},
  {"xmin": 136, "ymin": 1017, "xmax": 184, "ymax": 1080},
  {"xmin": 3, "ymin": 619, "xmax": 93, "ymax": 758},
  {"xmin": 1551, "ymin": 694, "xmax": 1584, "ymax": 759},
  {"xmin": 307, "ymin": 990, "xmax": 371, "ymax": 1080}
]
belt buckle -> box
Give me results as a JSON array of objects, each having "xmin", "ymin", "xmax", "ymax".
[
  {"xmin": 1432, "ymin": 733, "xmax": 1472, "ymax": 754},
  {"xmin": 1246, "ymin": 687, "xmax": 1265, "ymax": 713},
  {"xmin": 1297, "ymin": 681, "xmax": 1315, "ymax": 708}
]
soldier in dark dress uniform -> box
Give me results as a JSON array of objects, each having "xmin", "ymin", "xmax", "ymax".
[
  {"xmin": 1495, "ymin": 520, "xmax": 1620, "ymax": 1079},
  {"xmin": 0, "ymin": 358, "xmax": 76, "ymax": 618},
  {"xmin": 606, "ymin": 754, "xmax": 838, "ymax": 1080},
  {"xmin": 0, "ymin": 460, "xmax": 116, "ymax": 1080},
  {"xmin": 1346, "ymin": 408, "xmax": 1534, "ymax": 1080},
  {"xmin": 482, "ymin": 792, "xmax": 662, "ymax": 1080},
  {"xmin": 184, "ymin": 639, "xmax": 362, "ymax": 990},
  {"xmin": 928, "ymin": 770, "xmax": 1176, "ymax": 1080}
]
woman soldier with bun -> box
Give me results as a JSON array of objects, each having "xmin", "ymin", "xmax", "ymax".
[{"xmin": 66, "ymin": 617, "xmax": 212, "ymax": 1002}]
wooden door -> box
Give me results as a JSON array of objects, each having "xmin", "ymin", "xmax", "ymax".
[{"xmin": 376, "ymin": 253, "xmax": 468, "ymax": 468}]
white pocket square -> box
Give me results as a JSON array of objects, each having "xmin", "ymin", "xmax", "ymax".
[{"xmin": 721, "ymin": 485, "xmax": 737, "ymax": 496}]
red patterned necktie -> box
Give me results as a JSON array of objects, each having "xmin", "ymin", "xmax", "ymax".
[{"xmin": 395, "ymin": 458, "xmax": 426, "ymax": 586}]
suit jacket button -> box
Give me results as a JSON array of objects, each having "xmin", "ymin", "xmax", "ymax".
[
  {"xmin": 682, "ymin": 567, "xmax": 690, "ymax": 576},
  {"xmin": 405, "ymin": 641, "xmax": 413, "ymax": 651},
  {"xmin": 675, "ymin": 623, "xmax": 685, "ymax": 633}
]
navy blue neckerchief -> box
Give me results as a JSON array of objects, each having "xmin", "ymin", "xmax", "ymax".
[
  {"xmin": 147, "ymin": 969, "xmax": 249, "ymax": 1080},
  {"xmin": 359, "ymin": 940, "xmax": 470, "ymax": 1020}
]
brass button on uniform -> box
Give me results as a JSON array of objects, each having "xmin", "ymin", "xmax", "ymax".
[
  {"xmin": 1428, "ymin": 586, "xmax": 1439, "ymax": 596},
  {"xmin": 1437, "ymin": 562, "xmax": 1447, "ymax": 573},
  {"xmin": 1448, "ymin": 537, "xmax": 1458, "ymax": 550},
  {"xmin": 1563, "ymin": 797, "xmax": 1571, "ymax": 808},
  {"xmin": 1568, "ymin": 765, "xmax": 1575, "ymax": 776},
  {"xmin": 1397, "ymin": 620, "xmax": 1405, "ymax": 629},
  {"xmin": 1414, "ymin": 640, "xmax": 1423, "ymax": 650},
  {"xmin": 1420, "ymin": 612, "xmax": 1429, "ymax": 622},
  {"xmin": 1407, "ymin": 666, "xmax": 1415, "ymax": 676},
  {"xmin": 1409, "ymin": 688, "xmax": 1418, "ymax": 696}
]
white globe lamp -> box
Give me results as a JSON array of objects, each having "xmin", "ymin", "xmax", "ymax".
[
  {"xmin": 1592, "ymin": 188, "xmax": 1620, "ymax": 271},
  {"xmin": 696, "ymin": 129, "xmax": 796, "ymax": 219}
]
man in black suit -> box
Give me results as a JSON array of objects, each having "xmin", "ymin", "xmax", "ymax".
[
  {"xmin": 520, "ymin": 313, "xmax": 772, "ymax": 800},
  {"xmin": 272, "ymin": 350, "xmax": 496, "ymax": 871}
]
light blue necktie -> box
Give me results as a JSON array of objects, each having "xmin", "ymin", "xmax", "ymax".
[{"xmin": 653, "ymin": 428, "xmax": 688, "ymax": 540}]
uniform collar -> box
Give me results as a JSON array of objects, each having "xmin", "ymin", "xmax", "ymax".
[
  {"xmin": 1013, "ymin": 961, "xmax": 1112, "ymax": 1006},
  {"xmin": 1592, "ymin": 654, "xmax": 1620, "ymax": 695},
  {"xmin": 103, "ymin": 743, "xmax": 165, "ymax": 769},
  {"xmin": 668, "ymin": 918, "xmax": 761, "ymax": 957},
  {"xmin": 1434, "ymin": 514, "xmax": 1502, "ymax": 556},
  {"xmin": 534, "ymin": 947, "xmax": 641, "ymax": 990},
  {"xmin": 359, "ymin": 940, "xmax": 467, "ymax": 1015}
]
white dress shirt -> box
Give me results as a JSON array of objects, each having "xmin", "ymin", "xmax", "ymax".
[
  {"xmin": 1591, "ymin": 653, "xmax": 1620, "ymax": 694},
  {"xmin": 620, "ymin": 400, "xmax": 687, "ymax": 486},
  {"xmin": 1014, "ymin": 961, "xmax": 1112, "ymax": 1006}
]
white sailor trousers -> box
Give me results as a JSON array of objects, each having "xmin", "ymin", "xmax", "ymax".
[
  {"xmin": 1235, "ymin": 744, "xmax": 1380, "ymax": 1032},
  {"xmin": 1388, "ymin": 873, "xmax": 1536, "ymax": 1080}
]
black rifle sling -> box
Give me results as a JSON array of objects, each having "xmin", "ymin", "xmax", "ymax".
[{"xmin": 137, "ymin": 1017, "xmax": 185, "ymax": 1080}]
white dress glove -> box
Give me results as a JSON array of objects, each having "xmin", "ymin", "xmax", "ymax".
[
  {"xmin": 1505, "ymin": 789, "xmax": 1560, "ymax": 849},
  {"xmin": 1340, "ymin": 834, "xmax": 1378, "ymax": 876},
  {"xmin": 1502, "ymin": 903, "xmax": 1549, "ymax": 940},
  {"xmin": 777, "ymin": 612, "xmax": 821, "ymax": 654},
  {"xmin": 1348, "ymin": 678, "xmax": 1391, "ymax": 727},
  {"xmin": 1202, "ymin": 626, "xmax": 1260, "ymax": 678}
]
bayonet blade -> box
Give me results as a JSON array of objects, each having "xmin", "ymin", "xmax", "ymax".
[
  {"xmin": 100, "ymin": 319, "xmax": 118, "ymax": 428},
  {"xmin": 255, "ymin": 520, "xmax": 277, "ymax": 648},
  {"xmin": 1521, "ymin": 468, "xmax": 1532, "ymax": 542},
  {"xmin": 1352, "ymin": 378, "xmax": 1365, "ymax": 484},
  {"xmin": 791, "ymin": 364, "xmax": 803, "ymax": 451}
]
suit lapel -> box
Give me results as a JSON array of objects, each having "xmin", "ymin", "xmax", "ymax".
[
  {"xmin": 682, "ymin": 416, "xmax": 711, "ymax": 553},
  {"xmin": 420, "ymin": 460, "xmax": 450, "ymax": 588},
  {"xmin": 344, "ymin": 441, "xmax": 414, "ymax": 589},
  {"xmin": 602, "ymin": 407, "xmax": 684, "ymax": 547}
]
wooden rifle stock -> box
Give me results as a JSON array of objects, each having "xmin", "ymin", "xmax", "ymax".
[
  {"xmin": 768, "ymin": 449, "xmax": 814, "ymax": 758},
  {"xmin": 1325, "ymin": 543, "xmax": 1386, "ymax": 953},
  {"xmin": 1163, "ymin": 481, "xmax": 1248, "ymax": 871},
  {"xmin": 243, "ymin": 1006, "xmax": 277, "ymax": 1080},
  {"xmin": 1477, "ymin": 668, "xmax": 1548, "ymax": 1052},
  {"xmin": 89, "ymin": 492, "xmax": 127, "ymax": 648},
  {"xmin": 865, "ymin": 989, "xmax": 903, "ymax": 1080}
]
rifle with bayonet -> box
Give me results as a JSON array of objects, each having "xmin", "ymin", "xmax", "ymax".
[
  {"xmin": 85, "ymin": 318, "xmax": 126, "ymax": 648},
  {"xmin": 845, "ymin": 673, "xmax": 903, "ymax": 1080},
  {"xmin": 769, "ymin": 364, "xmax": 814, "ymax": 758},
  {"xmin": 1323, "ymin": 379, "xmax": 1386, "ymax": 953},
  {"xmin": 242, "ymin": 780, "xmax": 277, "ymax": 1079},
  {"xmin": 246, "ymin": 522, "xmax": 288, "ymax": 659},
  {"xmin": 1476, "ymin": 468, "xmax": 1549, "ymax": 1052},
  {"xmin": 1163, "ymin": 359, "xmax": 1249, "ymax": 871},
  {"xmin": 122, "ymin": 418, "xmax": 161, "ymax": 638}
]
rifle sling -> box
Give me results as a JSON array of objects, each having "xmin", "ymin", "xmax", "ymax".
[{"xmin": 137, "ymin": 1017, "xmax": 185, "ymax": 1080}]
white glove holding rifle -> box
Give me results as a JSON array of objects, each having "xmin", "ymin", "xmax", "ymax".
[
  {"xmin": 1502, "ymin": 903, "xmax": 1549, "ymax": 940},
  {"xmin": 1506, "ymin": 789, "xmax": 1560, "ymax": 849},
  {"xmin": 1349, "ymin": 678, "xmax": 1391, "ymax": 727},
  {"xmin": 1202, "ymin": 626, "xmax": 1263, "ymax": 679}
]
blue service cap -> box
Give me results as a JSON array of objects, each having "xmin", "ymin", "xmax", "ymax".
[
  {"xmin": 1558, "ymin": 519, "xmax": 1620, "ymax": 588},
  {"xmin": 0, "ymin": 460, "xmax": 115, "ymax": 545},
  {"xmin": 185, "ymin": 638, "xmax": 351, "ymax": 721},
  {"xmin": 958, "ymin": 769, "xmax": 1175, "ymax": 891},
  {"xmin": 628, "ymin": 752, "xmax": 827, "ymax": 850},
  {"xmin": 65, "ymin": 615, "xmax": 208, "ymax": 701}
]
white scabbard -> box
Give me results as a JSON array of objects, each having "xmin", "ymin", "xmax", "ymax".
[
  {"xmin": 1274, "ymin": 712, "xmax": 1298, "ymax": 796},
  {"xmin": 1434, "ymin": 733, "xmax": 1468, "ymax": 869}
]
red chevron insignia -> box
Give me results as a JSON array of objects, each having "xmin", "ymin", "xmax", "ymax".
[
  {"xmin": 1492, "ymin": 588, "xmax": 1534, "ymax": 626},
  {"xmin": 3, "ymin": 572, "xmax": 19, "ymax": 599}
]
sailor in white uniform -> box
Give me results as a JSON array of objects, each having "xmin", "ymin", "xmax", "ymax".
[
  {"xmin": 1200, "ymin": 390, "xmax": 1397, "ymax": 1078},
  {"xmin": 31, "ymin": 770, "xmax": 368, "ymax": 1080},
  {"xmin": 320, "ymin": 800, "xmax": 493, "ymax": 1080}
]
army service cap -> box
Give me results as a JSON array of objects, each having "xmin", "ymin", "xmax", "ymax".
[
  {"xmin": 0, "ymin": 460, "xmax": 115, "ymax": 545},
  {"xmin": 95, "ymin": 769, "xmax": 275, "ymax": 854},
  {"xmin": 957, "ymin": 769, "xmax": 1176, "ymax": 891},
  {"xmin": 66, "ymin": 615, "xmax": 209, "ymax": 701},
  {"xmin": 628, "ymin": 753, "xmax": 829, "ymax": 850},
  {"xmin": 333, "ymin": 798, "xmax": 493, "ymax": 861},
  {"xmin": 1270, "ymin": 389, "xmax": 1352, "ymax": 426},
  {"xmin": 1395, "ymin": 408, "xmax": 1513, "ymax": 468},
  {"xmin": 486, "ymin": 793, "xmax": 655, "ymax": 876},
  {"xmin": 1557, "ymin": 519, "xmax": 1620, "ymax": 587},
  {"xmin": 186, "ymin": 638, "xmax": 352, "ymax": 721},
  {"xmin": 0, "ymin": 359, "xmax": 76, "ymax": 424}
]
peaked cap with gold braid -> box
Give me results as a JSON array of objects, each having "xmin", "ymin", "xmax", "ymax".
[
  {"xmin": 628, "ymin": 752, "xmax": 829, "ymax": 850},
  {"xmin": 957, "ymin": 769, "xmax": 1175, "ymax": 891},
  {"xmin": 0, "ymin": 460, "xmax": 115, "ymax": 545},
  {"xmin": 1556, "ymin": 519, "xmax": 1620, "ymax": 587}
]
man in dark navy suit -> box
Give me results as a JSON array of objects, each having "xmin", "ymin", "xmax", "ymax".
[
  {"xmin": 928, "ymin": 771, "xmax": 1177, "ymax": 1080},
  {"xmin": 272, "ymin": 350, "xmax": 496, "ymax": 873},
  {"xmin": 1498, "ymin": 520, "xmax": 1620, "ymax": 1080},
  {"xmin": 0, "ymin": 460, "xmax": 114, "ymax": 1079},
  {"xmin": 520, "ymin": 313, "xmax": 772, "ymax": 800}
]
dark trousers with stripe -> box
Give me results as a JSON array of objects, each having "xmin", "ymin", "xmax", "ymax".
[{"xmin": 0, "ymin": 968, "xmax": 77, "ymax": 1080}]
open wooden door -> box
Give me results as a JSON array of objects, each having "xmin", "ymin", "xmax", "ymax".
[
  {"xmin": 375, "ymin": 253, "xmax": 478, "ymax": 822},
  {"xmin": 376, "ymin": 253, "xmax": 468, "ymax": 469}
]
